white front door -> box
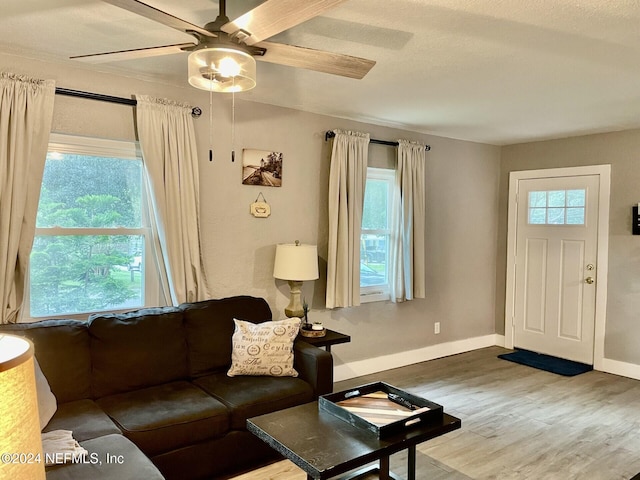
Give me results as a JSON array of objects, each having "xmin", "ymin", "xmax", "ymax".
[{"xmin": 513, "ymin": 174, "xmax": 600, "ymax": 364}]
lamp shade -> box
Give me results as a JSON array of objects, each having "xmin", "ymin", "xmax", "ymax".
[
  {"xmin": 188, "ymin": 47, "xmax": 256, "ymax": 92},
  {"xmin": 273, "ymin": 243, "xmax": 319, "ymax": 281},
  {"xmin": 0, "ymin": 334, "xmax": 45, "ymax": 480}
]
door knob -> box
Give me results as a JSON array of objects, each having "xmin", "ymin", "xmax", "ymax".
[{"xmin": 585, "ymin": 277, "xmax": 595, "ymax": 284}]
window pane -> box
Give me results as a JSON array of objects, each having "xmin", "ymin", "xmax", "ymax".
[
  {"xmin": 360, "ymin": 234, "xmax": 387, "ymax": 287},
  {"xmin": 547, "ymin": 190, "xmax": 566, "ymax": 208},
  {"xmin": 567, "ymin": 189, "xmax": 585, "ymax": 207},
  {"xmin": 547, "ymin": 208, "xmax": 565, "ymax": 224},
  {"xmin": 362, "ymin": 179, "xmax": 389, "ymax": 230},
  {"xmin": 30, "ymin": 235, "xmax": 144, "ymax": 316},
  {"xmin": 566, "ymin": 207, "xmax": 585, "ymax": 224},
  {"xmin": 529, "ymin": 208, "xmax": 546, "ymax": 224},
  {"xmin": 37, "ymin": 154, "xmax": 142, "ymax": 228},
  {"xmin": 529, "ymin": 191, "xmax": 547, "ymax": 208}
]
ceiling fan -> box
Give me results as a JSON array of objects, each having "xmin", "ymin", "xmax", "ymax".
[{"xmin": 71, "ymin": 0, "xmax": 376, "ymax": 91}]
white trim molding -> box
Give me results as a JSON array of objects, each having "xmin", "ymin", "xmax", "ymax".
[{"xmin": 600, "ymin": 358, "xmax": 640, "ymax": 381}]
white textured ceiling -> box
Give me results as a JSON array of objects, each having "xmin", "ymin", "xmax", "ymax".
[{"xmin": 2, "ymin": 0, "xmax": 640, "ymax": 145}]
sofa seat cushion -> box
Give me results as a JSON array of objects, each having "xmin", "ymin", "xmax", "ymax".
[
  {"xmin": 43, "ymin": 400, "xmax": 121, "ymax": 442},
  {"xmin": 46, "ymin": 434, "xmax": 165, "ymax": 480},
  {"xmin": 96, "ymin": 381, "xmax": 229, "ymax": 456},
  {"xmin": 193, "ymin": 373, "xmax": 313, "ymax": 430}
]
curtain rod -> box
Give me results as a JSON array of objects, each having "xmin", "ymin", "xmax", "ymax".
[
  {"xmin": 54, "ymin": 87, "xmax": 202, "ymax": 118},
  {"xmin": 324, "ymin": 130, "xmax": 431, "ymax": 151}
]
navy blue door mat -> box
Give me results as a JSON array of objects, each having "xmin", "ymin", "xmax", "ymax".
[{"xmin": 498, "ymin": 348, "xmax": 593, "ymax": 376}]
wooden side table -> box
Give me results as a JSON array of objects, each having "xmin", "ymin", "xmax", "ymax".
[{"xmin": 298, "ymin": 329, "xmax": 350, "ymax": 352}]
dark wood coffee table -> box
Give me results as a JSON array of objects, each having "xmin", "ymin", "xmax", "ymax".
[{"xmin": 247, "ymin": 401, "xmax": 460, "ymax": 480}]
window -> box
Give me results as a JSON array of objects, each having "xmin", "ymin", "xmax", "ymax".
[
  {"xmin": 360, "ymin": 167, "xmax": 394, "ymax": 302},
  {"xmin": 28, "ymin": 134, "xmax": 158, "ymax": 318},
  {"xmin": 528, "ymin": 189, "xmax": 586, "ymax": 225}
]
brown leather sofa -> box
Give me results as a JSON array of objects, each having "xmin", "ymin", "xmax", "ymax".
[{"xmin": 1, "ymin": 296, "xmax": 333, "ymax": 480}]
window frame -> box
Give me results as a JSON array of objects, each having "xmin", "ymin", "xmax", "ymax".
[
  {"xmin": 360, "ymin": 167, "xmax": 395, "ymax": 303},
  {"xmin": 25, "ymin": 133, "xmax": 160, "ymax": 320}
]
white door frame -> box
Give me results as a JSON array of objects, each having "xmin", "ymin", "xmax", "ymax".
[{"xmin": 505, "ymin": 165, "xmax": 610, "ymax": 370}]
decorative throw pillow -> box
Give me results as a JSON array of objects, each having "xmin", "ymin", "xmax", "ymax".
[
  {"xmin": 34, "ymin": 357, "xmax": 57, "ymax": 430},
  {"xmin": 227, "ymin": 318, "xmax": 301, "ymax": 377}
]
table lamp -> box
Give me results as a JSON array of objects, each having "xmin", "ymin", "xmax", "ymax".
[
  {"xmin": 0, "ymin": 334, "xmax": 45, "ymax": 480},
  {"xmin": 273, "ymin": 241, "xmax": 319, "ymax": 318}
]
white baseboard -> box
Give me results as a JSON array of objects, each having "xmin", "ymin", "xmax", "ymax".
[
  {"xmin": 334, "ymin": 334, "xmax": 505, "ymax": 382},
  {"xmin": 333, "ymin": 332, "xmax": 640, "ymax": 382},
  {"xmin": 600, "ymin": 358, "xmax": 640, "ymax": 381}
]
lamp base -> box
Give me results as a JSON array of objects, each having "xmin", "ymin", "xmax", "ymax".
[{"xmin": 284, "ymin": 280, "xmax": 304, "ymax": 318}]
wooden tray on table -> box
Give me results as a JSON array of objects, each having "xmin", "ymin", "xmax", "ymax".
[{"xmin": 319, "ymin": 381, "xmax": 443, "ymax": 438}]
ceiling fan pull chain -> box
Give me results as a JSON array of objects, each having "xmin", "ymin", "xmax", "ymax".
[
  {"xmin": 231, "ymin": 79, "xmax": 236, "ymax": 162},
  {"xmin": 209, "ymin": 87, "xmax": 214, "ymax": 162}
]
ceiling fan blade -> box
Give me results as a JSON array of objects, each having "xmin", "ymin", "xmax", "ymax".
[
  {"xmin": 70, "ymin": 43, "xmax": 196, "ymax": 64},
  {"xmin": 222, "ymin": 0, "xmax": 348, "ymax": 46},
  {"xmin": 256, "ymin": 41, "xmax": 375, "ymax": 79},
  {"xmin": 101, "ymin": 0, "xmax": 216, "ymax": 38}
]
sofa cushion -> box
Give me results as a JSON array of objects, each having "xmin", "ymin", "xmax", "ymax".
[
  {"xmin": 180, "ymin": 296, "xmax": 272, "ymax": 377},
  {"xmin": 97, "ymin": 381, "xmax": 229, "ymax": 456},
  {"xmin": 0, "ymin": 319, "xmax": 92, "ymax": 403},
  {"xmin": 88, "ymin": 307, "xmax": 188, "ymax": 398},
  {"xmin": 193, "ymin": 373, "xmax": 313, "ymax": 430},
  {"xmin": 227, "ymin": 318, "xmax": 301, "ymax": 377},
  {"xmin": 43, "ymin": 399, "xmax": 121, "ymax": 442},
  {"xmin": 46, "ymin": 434, "xmax": 165, "ymax": 480}
]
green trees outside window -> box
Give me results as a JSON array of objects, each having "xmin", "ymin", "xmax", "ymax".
[{"xmin": 30, "ymin": 151, "xmax": 146, "ymax": 317}]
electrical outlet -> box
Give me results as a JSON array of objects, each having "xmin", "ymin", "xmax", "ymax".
[{"xmin": 434, "ymin": 322, "xmax": 440, "ymax": 334}]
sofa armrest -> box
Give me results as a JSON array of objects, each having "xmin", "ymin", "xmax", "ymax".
[{"xmin": 294, "ymin": 340, "xmax": 333, "ymax": 397}]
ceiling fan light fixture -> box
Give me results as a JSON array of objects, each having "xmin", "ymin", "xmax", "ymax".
[{"xmin": 188, "ymin": 47, "xmax": 256, "ymax": 92}]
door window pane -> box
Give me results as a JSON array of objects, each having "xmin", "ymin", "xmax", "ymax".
[
  {"xmin": 567, "ymin": 189, "xmax": 585, "ymax": 207},
  {"xmin": 548, "ymin": 190, "xmax": 566, "ymax": 208},
  {"xmin": 547, "ymin": 208, "xmax": 565, "ymax": 224},
  {"xmin": 529, "ymin": 191, "xmax": 547, "ymax": 208},
  {"xmin": 529, "ymin": 208, "xmax": 546, "ymax": 224},
  {"xmin": 527, "ymin": 189, "xmax": 585, "ymax": 225}
]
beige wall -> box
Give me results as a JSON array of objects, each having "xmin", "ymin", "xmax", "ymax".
[
  {"xmin": 498, "ymin": 130, "xmax": 640, "ymax": 366},
  {"xmin": 2, "ymin": 51, "xmax": 501, "ymax": 370}
]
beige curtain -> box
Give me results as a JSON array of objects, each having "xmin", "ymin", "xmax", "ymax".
[
  {"xmin": 135, "ymin": 95, "xmax": 209, "ymax": 305},
  {"xmin": 326, "ymin": 130, "xmax": 369, "ymax": 308},
  {"xmin": 0, "ymin": 73, "xmax": 55, "ymax": 324},
  {"xmin": 390, "ymin": 139, "xmax": 427, "ymax": 302}
]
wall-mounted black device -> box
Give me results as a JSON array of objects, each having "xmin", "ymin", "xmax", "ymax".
[{"xmin": 634, "ymin": 205, "xmax": 640, "ymax": 235}]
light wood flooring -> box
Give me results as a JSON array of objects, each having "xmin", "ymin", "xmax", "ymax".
[{"xmin": 229, "ymin": 347, "xmax": 640, "ymax": 480}]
